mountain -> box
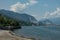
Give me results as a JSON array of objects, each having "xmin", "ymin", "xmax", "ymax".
[
  {"xmin": 0, "ymin": 9, "xmax": 37, "ymax": 24},
  {"xmin": 49, "ymin": 17, "xmax": 60, "ymax": 25},
  {"xmin": 38, "ymin": 19, "xmax": 54, "ymax": 26}
]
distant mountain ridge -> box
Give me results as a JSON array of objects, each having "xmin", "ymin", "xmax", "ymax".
[
  {"xmin": 49, "ymin": 17, "xmax": 60, "ymax": 25},
  {"xmin": 38, "ymin": 19, "xmax": 54, "ymax": 26},
  {"xmin": 0, "ymin": 9, "xmax": 37, "ymax": 23}
]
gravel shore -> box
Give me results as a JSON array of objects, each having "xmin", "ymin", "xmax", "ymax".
[{"xmin": 0, "ymin": 30, "xmax": 33, "ymax": 40}]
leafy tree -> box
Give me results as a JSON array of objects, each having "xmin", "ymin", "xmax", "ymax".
[{"xmin": 0, "ymin": 14, "xmax": 20, "ymax": 30}]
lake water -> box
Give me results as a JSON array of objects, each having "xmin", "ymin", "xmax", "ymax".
[{"xmin": 13, "ymin": 26, "xmax": 60, "ymax": 40}]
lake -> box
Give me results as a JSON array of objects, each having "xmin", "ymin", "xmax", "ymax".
[{"xmin": 13, "ymin": 26, "xmax": 60, "ymax": 40}]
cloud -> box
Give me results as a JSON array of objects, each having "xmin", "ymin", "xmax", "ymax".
[
  {"xmin": 43, "ymin": 8, "xmax": 60, "ymax": 19},
  {"xmin": 50, "ymin": 8, "xmax": 60, "ymax": 16},
  {"xmin": 29, "ymin": 0, "xmax": 38, "ymax": 5},
  {"xmin": 10, "ymin": 2, "xmax": 29, "ymax": 12},
  {"xmin": 10, "ymin": 0, "xmax": 38, "ymax": 12},
  {"xmin": 43, "ymin": 12, "xmax": 50, "ymax": 18}
]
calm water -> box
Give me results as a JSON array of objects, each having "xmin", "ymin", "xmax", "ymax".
[{"xmin": 13, "ymin": 26, "xmax": 60, "ymax": 40}]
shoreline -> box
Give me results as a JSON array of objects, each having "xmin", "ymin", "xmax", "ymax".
[{"xmin": 0, "ymin": 30, "xmax": 34, "ymax": 40}]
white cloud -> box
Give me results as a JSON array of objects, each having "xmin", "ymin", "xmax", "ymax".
[
  {"xmin": 10, "ymin": 0, "xmax": 38, "ymax": 12},
  {"xmin": 43, "ymin": 8, "xmax": 60, "ymax": 19},
  {"xmin": 50, "ymin": 8, "xmax": 60, "ymax": 16},
  {"xmin": 29, "ymin": 0, "xmax": 38, "ymax": 5},
  {"xmin": 10, "ymin": 2, "xmax": 29, "ymax": 12},
  {"xmin": 43, "ymin": 12, "xmax": 50, "ymax": 18}
]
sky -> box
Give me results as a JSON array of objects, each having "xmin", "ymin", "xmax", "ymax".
[{"xmin": 0, "ymin": 0, "xmax": 60, "ymax": 20}]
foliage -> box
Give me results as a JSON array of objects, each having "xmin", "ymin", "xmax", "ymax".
[{"xmin": 0, "ymin": 14, "xmax": 20, "ymax": 29}]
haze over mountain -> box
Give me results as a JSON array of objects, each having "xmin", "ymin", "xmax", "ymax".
[
  {"xmin": 0, "ymin": 9, "xmax": 60, "ymax": 25},
  {"xmin": 39, "ymin": 18, "xmax": 60, "ymax": 25},
  {"xmin": 38, "ymin": 19, "xmax": 54, "ymax": 25},
  {"xmin": 0, "ymin": 9, "xmax": 37, "ymax": 23},
  {"xmin": 49, "ymin": 17, "xmax": 60, "ymax": 25},
  {"xmin": 41, "ymin": 8, "xmax": 60, "ymax": 25}
]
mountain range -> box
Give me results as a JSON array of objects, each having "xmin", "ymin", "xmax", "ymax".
[
  {"xmin": 38, "ymin": 19, "xmax": 54, "ymax": 26},
  {"xmin": 0, "ymin": 9, "xmax": 37, "ymax": 24},
  {"xmin": 39, "ymin": 17, "xmax": 60, "ymax": 26},
  {"xmin": 0, "ymin": 9, "xmax": 60, "ymax": 26},
  {"xmin": 49, "ymin": 17, "xmax": 60, "ymax": 25}
]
